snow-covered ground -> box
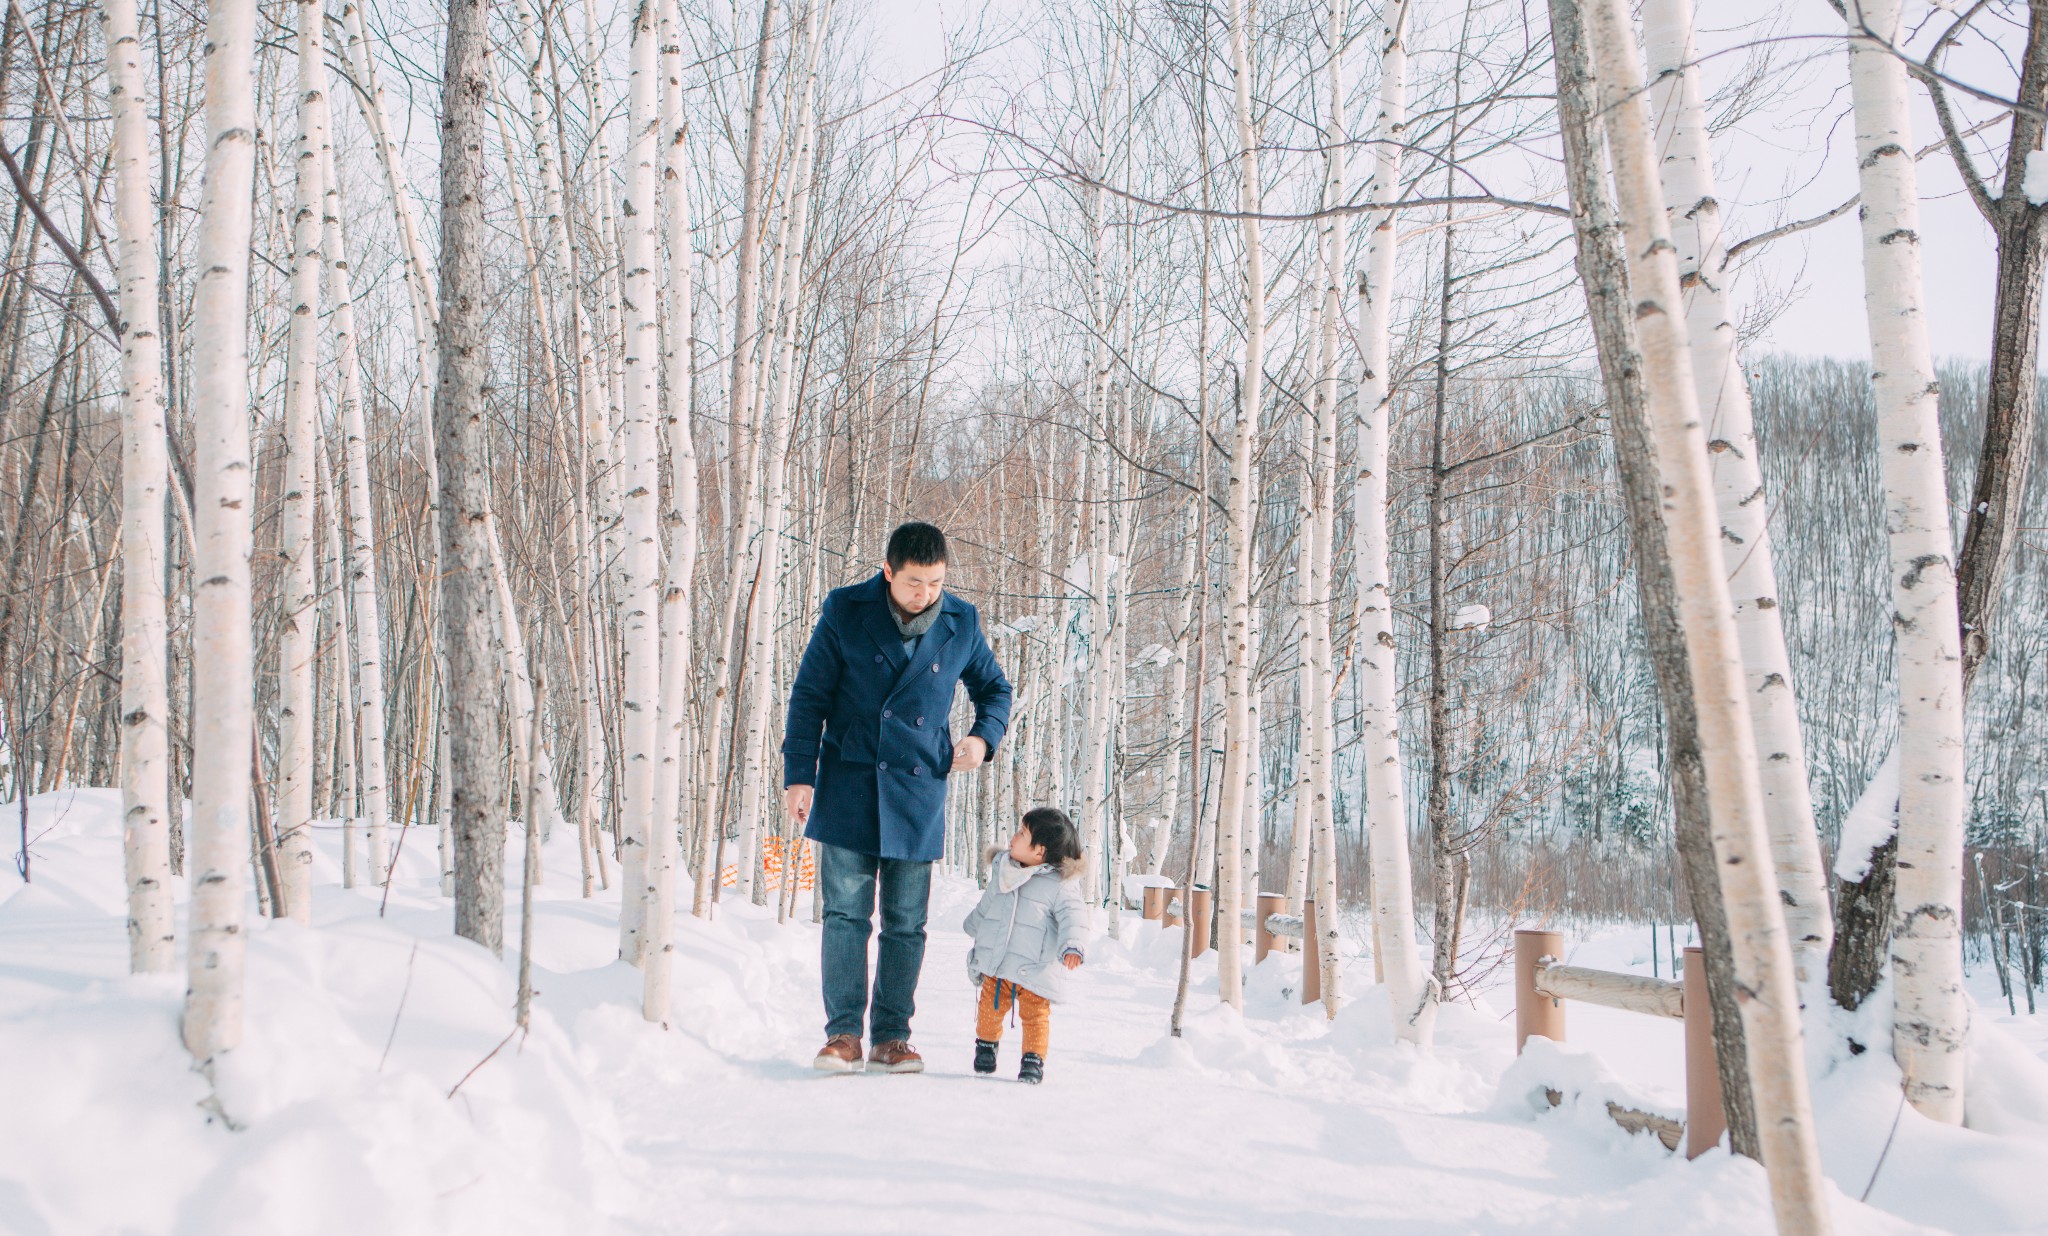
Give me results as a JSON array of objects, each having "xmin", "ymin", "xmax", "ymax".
[{"xmin": 5, "ymin": 787, "xmax": 2047, "ymax": 1234}]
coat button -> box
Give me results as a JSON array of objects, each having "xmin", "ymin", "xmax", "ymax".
[
  {"xmin": 878, "ymin": 761, "xmax": 889, "ymax": 771},
  {"xmin": 874, "ymin": 654, "xmax": 884, "ymax": 663},
  {"xmin": 913, "ymin": 767, "xmax": 924, "ymax": 777},
  {"xmin": 883, "ymin": 709, "xmax": 893, "ymax": 719},
  {"xmin": 915, "ymin": 717, "xmax": 925, "ymax": 726},
  {"xmin": 930, "ymin": 662, "xmax": 939, "ymax": 672}
]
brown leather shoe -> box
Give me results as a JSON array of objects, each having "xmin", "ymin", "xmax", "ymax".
[
  {"xmin": 868, "ymin": 1039, "xmax": 925, "ymax": 1073},
  {"xmin": 813, "ymin": 1034, "xmax": 864, "ymax": 1072}
]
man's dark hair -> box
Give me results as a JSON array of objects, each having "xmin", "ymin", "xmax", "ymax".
[
  {"xmin": 1021, "ymin": 806, "xmax": 1083, "ymax": 867},
  {"xmin": 886, "ymin": 521, "xmax": 948, "ymax": 570}
]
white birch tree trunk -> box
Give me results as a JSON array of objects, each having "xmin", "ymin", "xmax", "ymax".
[
  {"xmin": 276, "ymin": 0, "xmax": 330, "ymax": 924},
  {"xmin": 578, "ymin": 0, "xmax": 627, "ymax": 604},
  {"xmin": 617, "ymin": 0, "xmax": 665, "ymax": 964},
  {"xmin": 1586, "ymin": 1, "xmax": 1830, "ymax": 1226},
  {"xmin": 339, "ymin": 0, "xmax": 438, "ymax": 883},
  {"xmin": 320, "ymin": 137, "xmax": 390, "ymax": 910},
  {"xmin": 1080, "ymin": 429, "xmax": 1112, "ymax": 910},
  {"xmin": 1306, "ymin": 0, "xmax": 1346, "ymax": 1016},
  {"xmin": 1078, "ymin": 26, "xmax": 1119, "ymax": 909},
  {"xmin": 737, "ymin": 0, "xmax": 829, "ymax": 908},
  {"xmin": 695, "ymin": 0, "xmax": 778, "ymax": 917},
  {"xmin": 1642, "ymin": 0, "xmax": 1831, "ymax": 979},
  {"xmin": 1288, "ymin": 553, "xmax": 1312, "ymax": 916},
  {"xmin": 1840, "ymin": 0, "xmax": 1968, "ymax": 1124},
  {"xmin": 1215, "ymin": 0, "xmax": 1262, "ymax": 1009},
  {"xmin": 1353, "ymin": 0, "xmax": 1433, "ymax": 1048},
  {"xmin": 486, "ymin": 532, "xmax": 560, "ymax": 846},
  {"xmin": 511, "ymin": 0, "xmax": 610, "ymax": 894},
  {"xmin": 183, "ymin": 0, "xmax": 259, "ymax": 1063},
  {"xmin": 332, "ymin": 539, "xmax": 359, "ymax": 887},
  {"xmin": 1152, "ymin": 503, "xmax": 1198, "ymax": 877},
  {"xmin": 645, "ymin": 0, "xmax": 698, "ymax": 1020},
  {"xmin": 105, "ymin": 0, "xmax": 173, "ymax": 971},
  {"xmin": 1242, "ymin": 562, "xmax": 1264, "ymax": 929}
]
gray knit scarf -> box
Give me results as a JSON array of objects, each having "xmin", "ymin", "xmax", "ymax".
[{"xmin": 890, "ymin": 596, "xmax": 941, "ymax": 641}]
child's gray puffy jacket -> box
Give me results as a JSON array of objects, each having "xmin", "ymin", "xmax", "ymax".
[{"xmin": 962, "ymin": 849, "xmax": 1087, "ymax": 1002}]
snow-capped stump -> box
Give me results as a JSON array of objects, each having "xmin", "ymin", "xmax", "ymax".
[{"xmin": 1449, "ymin": 603, "xmax": 1492, "ymax": 631}]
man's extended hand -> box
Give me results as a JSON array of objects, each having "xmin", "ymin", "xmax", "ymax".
[
  {"xmin": 784, "ymin": 784, "xmax": 814, "ymax": 825},
  {"xmin": 951, "ymin": 736, "xmax": 989, "ymax": 772}
]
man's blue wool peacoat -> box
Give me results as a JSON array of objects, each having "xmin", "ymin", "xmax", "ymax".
[{"xmin": 781, "ymin": 572, "xmax": 1013, "ymax": 862}]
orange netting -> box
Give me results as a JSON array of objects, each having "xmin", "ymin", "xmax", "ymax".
[{"xmin": 720, "ymin": 836, "xmax": 816, "ymax": 891}]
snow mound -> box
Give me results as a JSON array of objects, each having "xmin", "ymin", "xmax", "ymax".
[{"xmin": 0, "ymin": 790, "xmax": 636, "ymax": 1235}]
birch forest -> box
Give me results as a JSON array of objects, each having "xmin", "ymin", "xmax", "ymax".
[{"xmin": 3, "ymin": 0, "xmax": 2047, "ymax": 1229}]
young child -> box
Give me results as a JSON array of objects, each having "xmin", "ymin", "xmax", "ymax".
[{"xmin": 961, "ymin": 807, "xmax": 1086, "ymax": 1084}]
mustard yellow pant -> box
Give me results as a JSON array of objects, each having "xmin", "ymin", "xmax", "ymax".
[{"xmin": 976, "ymin": 976, "xmax": 1051, "ymax": 1056}]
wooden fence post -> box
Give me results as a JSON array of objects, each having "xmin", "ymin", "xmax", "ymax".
[
  {"xmin": 1515, "ymin": 928, "xmax": 1566, "ymax": 1051},
  {"xmin": 1683, "ymin": 946, "xmax": 1726, "ymax": 1159},
  {"xmin": 1190, "ymin": 885, "xmax": 1214, "ymax": 958},
  {"xmin": 1256, "ymin": 891, "xmax": 1287, "ymax": 962},
  {"xmin": 1301, "ymin": 898, "xmax": 1322, "ymax": 1004}
]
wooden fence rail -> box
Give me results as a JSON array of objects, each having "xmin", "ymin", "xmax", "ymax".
[{"xmin": 1514, "ymin": 927, "xmax": 1725, "ymax": 1159}]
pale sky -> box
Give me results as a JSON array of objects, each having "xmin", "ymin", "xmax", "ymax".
[{"xmin": 864, "ymin": 0, "xmax": 2022, "ymax": 363}]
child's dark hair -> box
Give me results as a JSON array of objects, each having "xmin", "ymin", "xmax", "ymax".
[{"xmin": 1022, "ymin": 807, "xmax": 1084, "ymax": 867}]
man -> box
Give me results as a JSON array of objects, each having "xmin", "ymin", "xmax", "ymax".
[{"xmin": 783, "ymin": 521, "xmax": 1012, "ymax": 1073}]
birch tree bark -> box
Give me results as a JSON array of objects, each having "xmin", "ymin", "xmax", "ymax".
[
  {"xmin": 183, "ymin": 0, "xmax": 258, "ymax": 1063},
  {"xmin": 1641, "ymin": 0, "xmax": 1831, "ymax": 979},
  {"xmin": 1077, "ymin": 14, "xmax": 1123, "ymax": 914},
  {"xmin": 511, "ymin": 0, "xmax": 609, "ymax": 902},
  {"xmin": 340, "ymin": 0, "xmax": 437, "ymax": 882},
  {"xmin": 1551, "ymin": 0, "xmax": 1758, "ymax": 1155},
  {"xmin": 320, "ymin": 138, "xmax": 390, "ymax": 911},
  {"xmin": 1840, "ymin": 0, "xmax": 1968, "ymax": 1124},
  {"xmin": 1149, "ymin": 502, "xmax": 1197, "ymax": 877},
  {"xmin": 487, "ymin": 531, "xmax": 560, "ymax": 847},
  {"xmin": 737, "ymin": 0, "xmax": 830, "ymax": 908},
  {"xmin": 1305, "ymin": 0, "xmax": 1345, "ymax": 1018},
  {"xmin": 1353, "ymin": 0, "xmax": 1432, "ymax": 1045},
  {"xmin": 645, "ymin": 0, "xmax": 698, "ymax": 1020},
  {"xmin": 693, "ymin": 0, "xmax": 778, "ymax": 917},
  {"xmin": 438, "ymin": 0, "xmax": 507, "ymax": 954},
  {"xmin": 1214, "ymin": 0, "xmax": 1262, "ymax": 1009},
  {"xmin": 104, "ymin": 0, "xmax": 173, "ymax": 971},
  {"xmin": 617, "ymin": 0, "xmax": 663, "ymax": 963},
  {"xmin": 276, "ymin": 0, "xmax": 331, "ymax": 924},
  {"xmin": 1585, "ymin": 1, "xmax": 1829, "ymax": 1226}
]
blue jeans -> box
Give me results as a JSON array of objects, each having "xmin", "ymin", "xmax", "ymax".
[{"xmin": 818, "ymin": 842, "xmax": 931, "ymax": 1043}]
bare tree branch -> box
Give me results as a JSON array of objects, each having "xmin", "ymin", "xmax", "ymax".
[{"xmin": 0, "ymin": 142, "xmax": 118, "ymax": 338}]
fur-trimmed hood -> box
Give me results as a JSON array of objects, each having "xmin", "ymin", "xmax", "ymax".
[{"xmin": 982, "ymin": 843, "xmax": 1084, "ymax": 882}]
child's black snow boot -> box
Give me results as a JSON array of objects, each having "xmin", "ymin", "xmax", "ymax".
[
  {"xmin": 1018, "ymin": 1052, "xmax": 1044, "ymax": 1085},
  {"xmin": 973, "ymin": 1039, "xmax": 998, "ymax": 1075}
]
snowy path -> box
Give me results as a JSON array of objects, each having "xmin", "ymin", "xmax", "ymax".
[
  {"xmin": 7, "ymin": 788, "xmax": 2048, "ymax": 1235},
  {"xmin": 595, "ymin": 882, "xmax": 1563, "ymax": 1234},
  {"xmin": 570, "ymin": 880, "xmax": 2045, "ymax": 1235}
]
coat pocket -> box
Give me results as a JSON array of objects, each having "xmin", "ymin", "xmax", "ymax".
[{"xmin": 828, "ymin": 715, "xmax": 878, "ymax": 763}]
